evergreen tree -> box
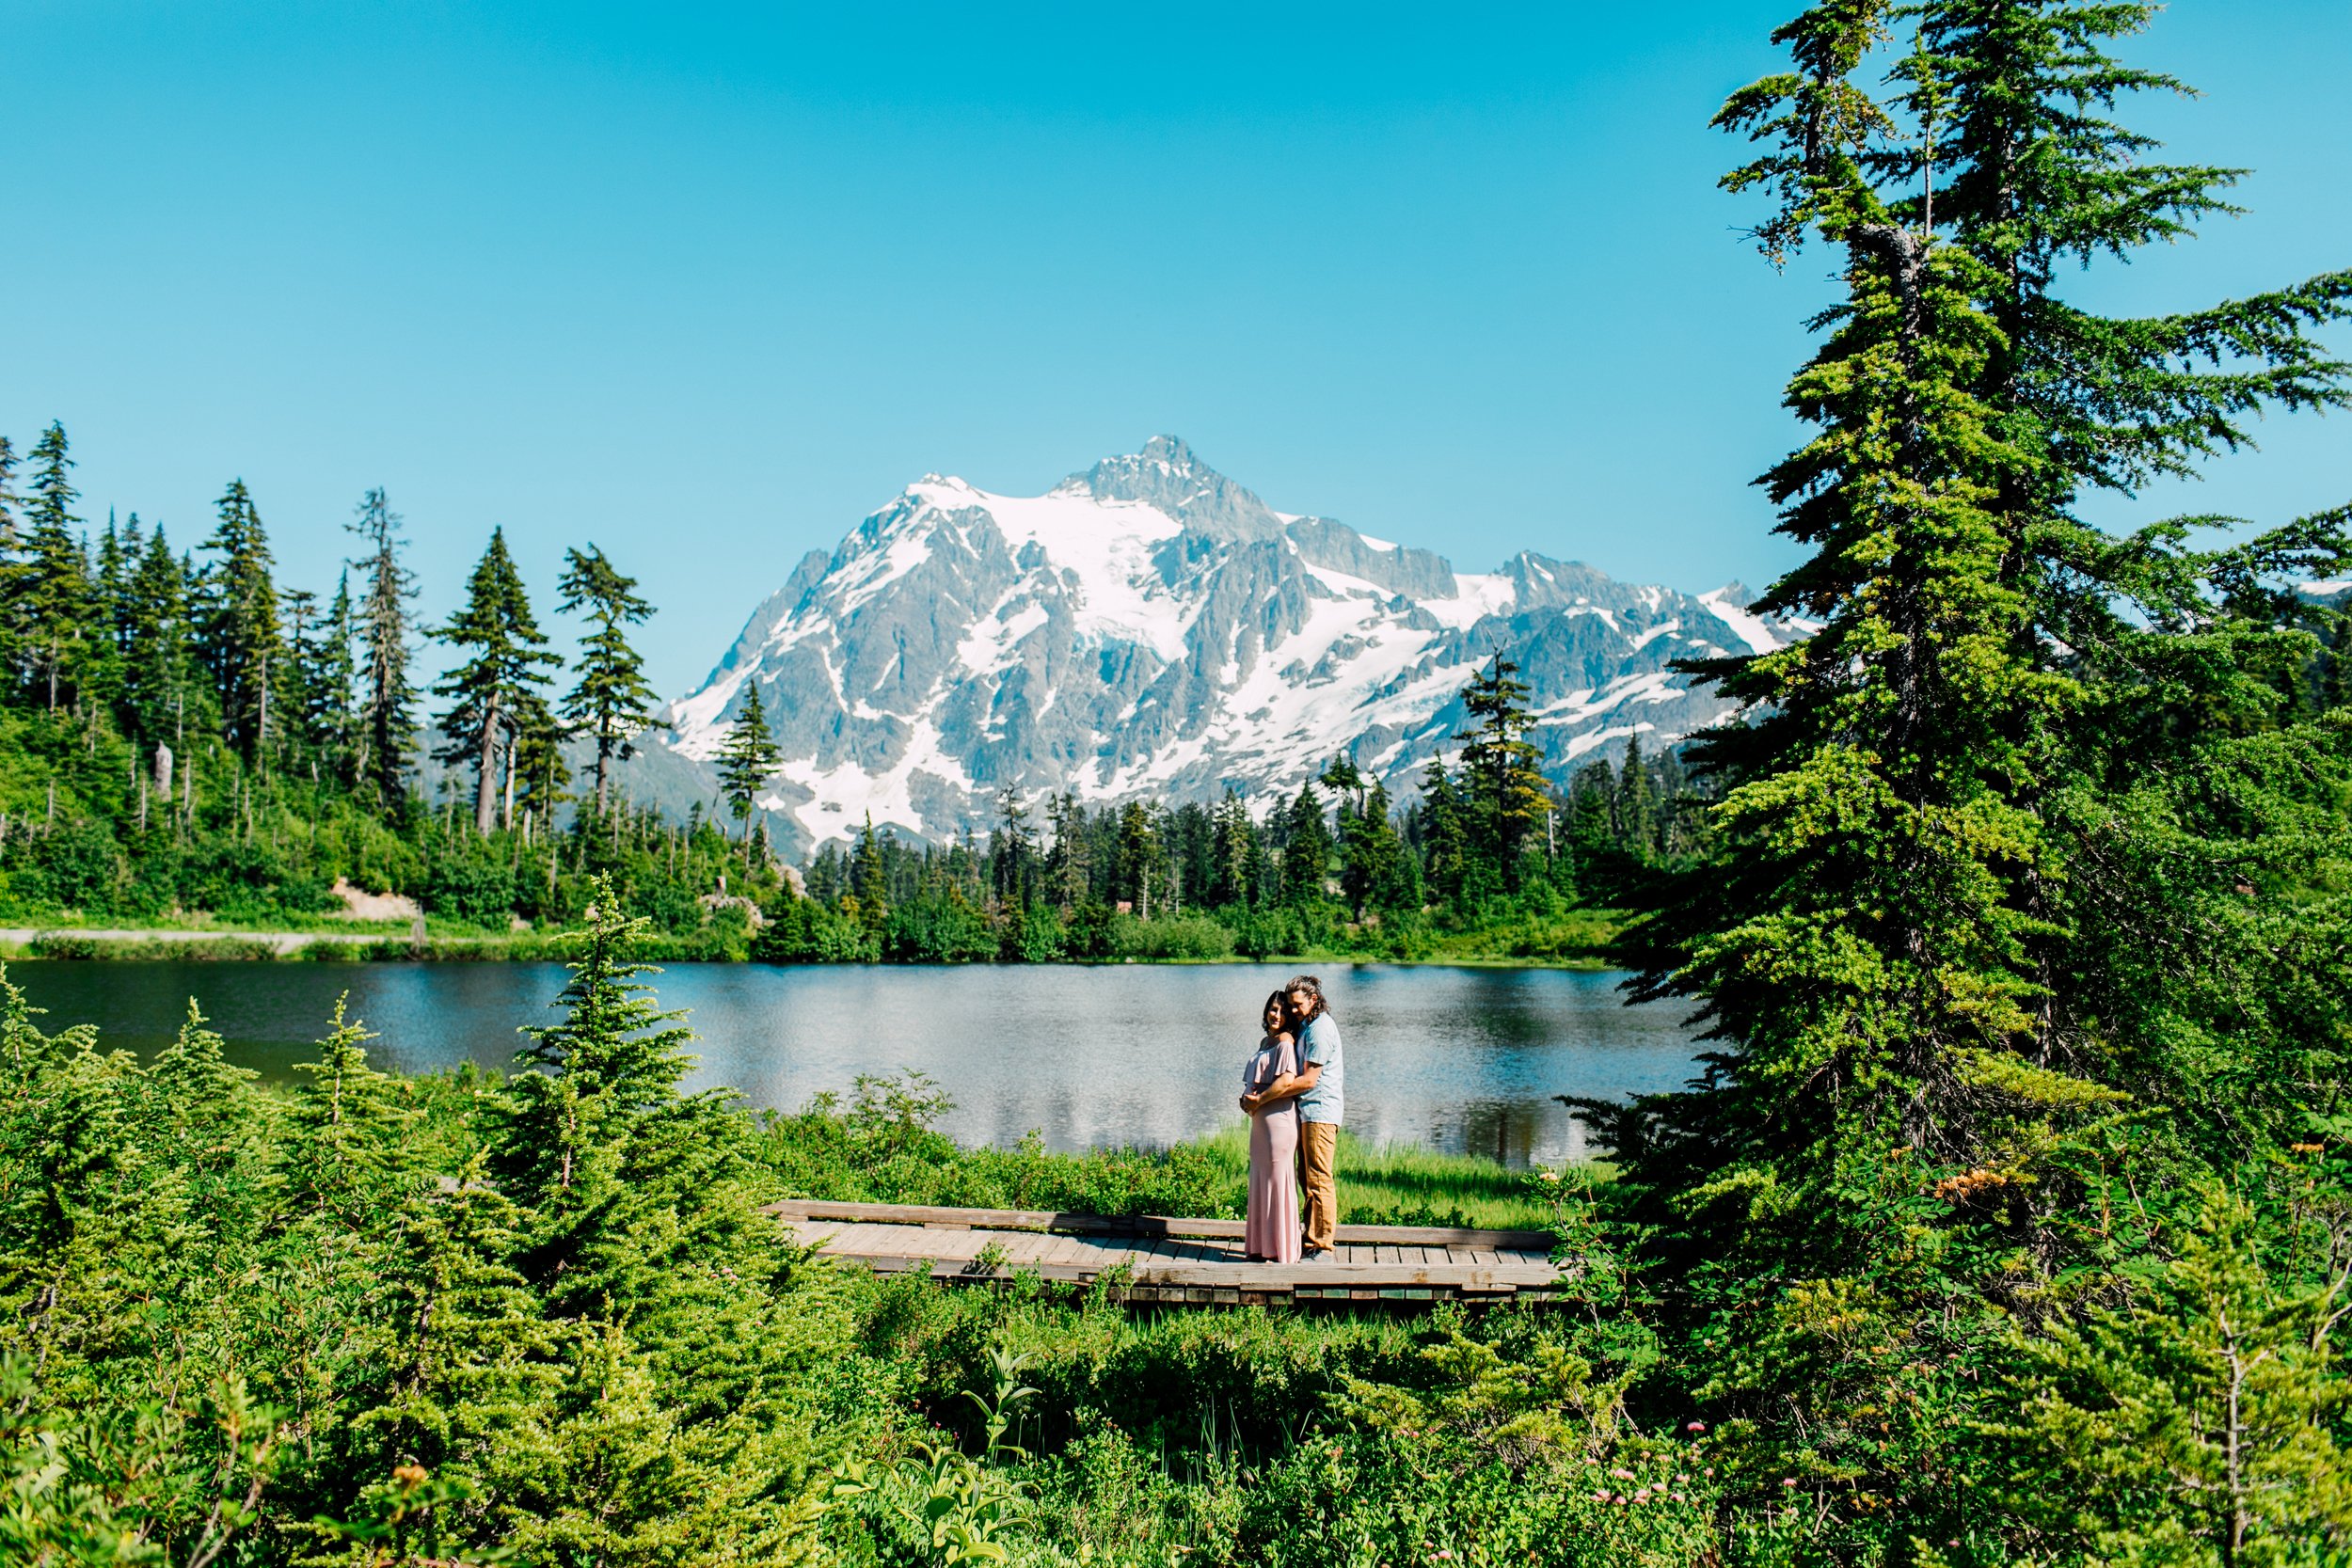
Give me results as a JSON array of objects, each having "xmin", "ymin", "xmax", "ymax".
[
  {"xmin": 1324, "ymin": 753, "xmax": 1402, "ymax": 920},
  {"xmin": 283, "ymin": 994, "xmax": 417, "ymax": 1222},
  {"xmin": 556, "ymin": 544, "xmax": 660, "ymax": 819},
  {"xmin": 851, "ymin": 813, "xmax": 889, "ymax": 921},
  {"xmin": 1208, "ymin": 787, "xmax": 1256, "ymax": 909},
  {"xmin": 88, "ymin": 514, "xmax": 133, "ymax": 715},
  {"xmin": 1116, "ymin": 800, "xmax": 1161, "ymax": 917},
  {"xmin": 1043, "ymin": 792, "xmax": 1091, "ymax": 911},
  {"xmin": 20, "ymin": 424, "xmax": 89, "ymax": 712},
  {"xmin": 433, "ymin": 528, "xmax": 560, "ymax": 836},
  {"xmin": 990, "ymin": 786, "xmax": 1035, "ymax": 907},
  {"xmin": 348, "ymin": 487, "xmax": 421, "ymax": 808},
  {"xmin": 509, "ymin": 690, "xmax": 571, "ymax": 833},
  {"xmin": 1453, "ymin": 655, "xmax": 1549, "ymax": 890},
  {"xmin": 1356, "ymin": 778, "xmax": 1414, "ymax": 915},
  {"xmin": 1280, "ymin": 782, "xmax": 1331, "ymax": 908},
  {"xmin": 1613, "ymin": 732, "xmax": 1657, "ymax": 860},
  {"xmin": 714, "ymin": 682, "xmax": 782, "ymax": 866},
  {"xmin": 195, "ymin": 479, "xmax": 282, "ymax": 762},
  {"xmin": 1417, "ymin": 756, "xmax": 1468, "ymax": 904},
  {"xmin": 315, "ymin": 570, "xmax": 360, "ymax": 776},
  {"xmin": 278, "ymin": 586, "xmax": 326, "ymax": 757},
  {"xmin": 1604, "ymin": 1, "xmax": 2352, "ymax": 1540},
  {"xmin": 122, "ymin": 527, "xmax": 194, "ymax": 753},
  {"xmin": 0, "ymin": 437, "xmax": 20, "ymax": 684}
]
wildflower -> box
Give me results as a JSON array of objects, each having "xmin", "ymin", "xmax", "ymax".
[
  {"xmin": 1539, "ymin": 1169, "xmax": 1561, "ymax": 1182},
  {"xmin": 1673, "ymin": 1493, "xmax": 1687, "ymax": 1504},
  {"xmin": 1781, "ymin": 1478, "xmax": 1796, "ymax": 1488},
  {"xmin": 1611, "ymin": 1467, "xmax": 1634, "ymax": 1481},
  {"xmin": 1437, "ymin": 1553, "xmax": 1454, "ymax": 1560},
  {"xmin": 1702, "ymin": 1467, "xmax": 1713, "ymax": 1477},
  {"xmin": 1591, "ymin": 1490, "xmax": 1609, "ymax": 1502},
  {"xmin": 1686, "ymin": 1420, "xmax": 1706, "ymax": 1433}
]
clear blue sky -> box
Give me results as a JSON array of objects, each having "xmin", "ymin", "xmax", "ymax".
[{"xmin": 9, "ymin": 1, "xmax": 2346, "ymax": 698}]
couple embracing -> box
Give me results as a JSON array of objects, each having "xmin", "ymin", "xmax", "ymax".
[{"xmin": 1236, "ymin": 975, "xmax": 1344, "ymax": 1265}]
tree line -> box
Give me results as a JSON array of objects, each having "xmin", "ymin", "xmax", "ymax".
[
  {"xmin": 0, "ymin": 441, "xmax": 808, "ymax": 937},
  {"xmin": 0, "ymin": 439, "xmax": 1690, "ymax": 958}
]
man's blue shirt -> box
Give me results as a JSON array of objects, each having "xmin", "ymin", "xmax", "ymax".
[{"xmin": 1296, "ymin": 1013, "xmax": 1344, "ymax": 1125}]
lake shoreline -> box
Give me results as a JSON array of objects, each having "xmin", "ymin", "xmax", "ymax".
[{"xmin": 1, "ymin": 927, "xmax": 1623, "ymax": 971}]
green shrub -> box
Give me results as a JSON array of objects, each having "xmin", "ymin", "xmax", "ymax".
[{"xmin": 1107, "ymin": 912, "xmax": 1234, "ymax": 961}]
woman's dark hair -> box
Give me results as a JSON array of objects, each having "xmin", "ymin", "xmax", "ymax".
[
  {"xmin": 1261, "ymin": 990, "xmax": 1289, "ymax": 1031},
  {"xmin": 1285, "ymin": 974, "xmax": 1328, "ymax": 1023}
]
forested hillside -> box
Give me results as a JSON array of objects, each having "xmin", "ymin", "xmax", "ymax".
[{"xmin": 0, "ymin": 440, "xmax": 1687, "ymax": 959}]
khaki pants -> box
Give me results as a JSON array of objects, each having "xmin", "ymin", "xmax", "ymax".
[{"xmin": 1298, "ymin": 1121, "xmax": 1339, "ymax": 1252}]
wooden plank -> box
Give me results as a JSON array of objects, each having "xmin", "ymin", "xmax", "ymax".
[
  {"xmin": 816, "ymin": 1224, "xmax": 901, "ymax": 1258},
  {"xmin": 763, "ymin": 1199, "xmax": 1554, "ymax": 1252},
  {"xmin": 994, "ymin": 1233, "xmax": 1058, "ymax": 1265}
]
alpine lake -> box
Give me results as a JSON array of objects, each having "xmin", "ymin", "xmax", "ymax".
[{"xmin": 7, "ymin": 959, "xmax": 1708, "ymax": 1168}]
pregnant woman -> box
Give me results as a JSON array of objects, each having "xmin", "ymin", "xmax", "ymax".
[{"xmin": 1239, "ymin": 990, "xmax": 1303, "ymax": 1264}]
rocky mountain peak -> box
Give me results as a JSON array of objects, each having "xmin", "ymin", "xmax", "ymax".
[{"xmin": 1064, "ymin": 434, "xmax": 1286, "ymax": 542}]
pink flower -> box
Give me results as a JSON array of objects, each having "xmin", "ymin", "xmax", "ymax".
[
  {"xmin": 1781, "ymin": 1478, "xmax": 1797, "ymax": 1488},
  {"xmin": 1611, "ymin": 1467, "xmax": 1634, "ymax": 1481},
  {"xmin": 1686, "ymin": 1421, "xmax": 1706, "ymax": 1433},
  {"xmin": 1437, "ymin": 1554, "xmax": 1454, "ymax": 1561},
  {"xmin": 1632, "ymin": 1491, "xmax": 1650, "ymax": 1504},
  {"xmin": 1703, "ymin": 1467, "xmax": 1714, "ymax": 1478}
]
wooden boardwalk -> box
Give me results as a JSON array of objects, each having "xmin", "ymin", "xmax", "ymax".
[{"xmin": 768, "ymin": 1199, "xmax": 1565, "ymax": 1305}]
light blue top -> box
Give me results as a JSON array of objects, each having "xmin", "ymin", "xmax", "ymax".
[{"xmin": 1295, "ymin": 1012, "xmax": 1344, "ymax": 1125}]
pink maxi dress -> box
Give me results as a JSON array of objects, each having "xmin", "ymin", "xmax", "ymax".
[{"xmin": 1244, "ymin": 1034, "xmax": 1303, "ymax": 1263}]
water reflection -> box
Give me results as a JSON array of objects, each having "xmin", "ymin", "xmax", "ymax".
[{"xmin": 5, "ymin": 959, "xmax": 1706, "ymax": 1167}]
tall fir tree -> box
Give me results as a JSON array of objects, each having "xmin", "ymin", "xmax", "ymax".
[
  {"xmin": 1280, "ymin": 782, "xmax": 1331, "ymax": 908},
  {"xmin": 315, "ymin": 569, "xmax": 360, "ymax": 778},
  {"xmin": 1417, "ymin": 756, "xmax": 1468, "ymax": 904},
  {"xmin": 348, "ymin": 487, "xmax": 421, "ymax": 808},
  {"xmin": 1605, "ymin": 1, "xmax": 2352, "ymax": 1543},
  {"xmin": 20, "ymin": 424, "xmax": 89, "ymax": 712},
  {"xmin": 433, "ymin": 528, "xmax": 560, "ymax": 836},
  {"xmin": 1208, "ymin": 787, "xmax": 1256, "ymax": 909},
  {"xmin": 0, "ymin": 438, "xmax": 21, "ymax": 690},
  {"xmin": 1452, "ymin": 655, "xmax": 1549, "ymax": 890},
  {"xmin": 556, "ymin": 544, "xmax": 661, "ymax": 820},
  {"xmin": 1116, "ymin": 800, "xmax": 1161, "ymax": 916},
  {"xmin": 122, "ymin": 527, "xmax": 195, "ymax": 753},
  {"xmin": 195, "ymin": 479, "xmax": 282, "ymax": 762},
  {"xmin": 714, "ymin": 682, "xmax": 782, "ymax": 867},
  {"xmin": 1613, "ymin": 732, "xmax": 1658, "ymax": 860},
  {"xmin": 990, "ymin": 786, "xmax": 1035, "ymax": 907}
]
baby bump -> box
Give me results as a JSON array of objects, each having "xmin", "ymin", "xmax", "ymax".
[{"xmin": 1252, "ymin": 1106, "xmax": 1298, "ymax": 1161}]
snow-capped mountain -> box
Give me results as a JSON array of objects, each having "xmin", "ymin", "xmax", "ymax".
[{"xmin": 649, "ymin": 436, "xmax": 1802, "ymax": 854}]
